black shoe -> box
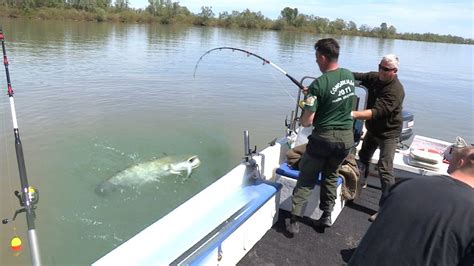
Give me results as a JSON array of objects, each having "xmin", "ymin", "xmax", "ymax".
[
  {"xmin": 315, "ymin": 212, "xmax": 332, "ymax": 228},
  {"xmin": 285, "ymin": 218, "xmax": 300, "ymax": 236}
]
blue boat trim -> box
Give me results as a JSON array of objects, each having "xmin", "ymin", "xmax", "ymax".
[{"xmin": 172, "ymin": 180, "xmax": 281, "ymax": 264}]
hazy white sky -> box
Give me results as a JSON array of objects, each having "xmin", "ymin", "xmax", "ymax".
[{"xmin": 128, "ymin": 0, "xmax": 473, "ymax": 38}]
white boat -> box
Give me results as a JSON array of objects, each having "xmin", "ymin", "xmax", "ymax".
[{"xmin": 93, "ymin": 86, "xmax": 458, "ymax": 265}]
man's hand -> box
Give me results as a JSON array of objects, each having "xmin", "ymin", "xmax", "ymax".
[{"xmin": 302, "ymin": 86, "xmax": 309, "ymax": 96}]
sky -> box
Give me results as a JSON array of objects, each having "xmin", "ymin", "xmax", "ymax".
[{"xmin": 128, "ymin": 0, "xmax": 474, "ymax": 39}]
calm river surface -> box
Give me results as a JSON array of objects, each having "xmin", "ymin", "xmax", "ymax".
[{"xmin": 0, "ymin": 18, "xmax": 472, "ymax": 265}]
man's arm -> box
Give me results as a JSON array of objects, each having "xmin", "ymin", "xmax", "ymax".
[
  {"xmin": 353, "ymin": 72, "xmax": 371, "ymax": 83},
  {"xmin": 300, "ymin": 109, "xmax": 315, "ymax": 127},
  {"xmin": 352, "ymin": 109, "xmax": 373, "ymax": 120},
  {"xmin": 300, "ymin": 85, "xmax": 316, "ymax": 127}
]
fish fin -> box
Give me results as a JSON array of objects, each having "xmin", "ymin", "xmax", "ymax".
[
  {"xmin": 185, "ymin": 164, "xmax": 192, "ymax": 178},
  {"xmin": 170, "ymin": 170, "xmax": 181, "ymax": 175}
]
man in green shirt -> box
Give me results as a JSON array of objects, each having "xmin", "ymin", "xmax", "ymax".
[{"xmin": 286, "ymin": 38, "xmax": 355, "ymax": 234}]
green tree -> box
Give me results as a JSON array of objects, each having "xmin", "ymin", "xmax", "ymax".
[
  {"xmin": 49, "ymin": 0, "xmax": 65, "ymax": 8},
  {"xmin": 68, "ymin": 0, "xmax": 97, "ymax": 10},
  {"xmin": 388, "ymin": 25, "xmax": 397, "ymax": 37},
  {"xmin": 96, "ymin": 0, "xmax": 111, "ymax": 9},
  {"xmin": 347, "ymin": 21, "xmax": 357, "ymax": 33},
  {"xmin": 328, "ymin": 18, "xmax": 346, "ymax": 34},
  {"xmin": 115, "ymin": 0, "xmax": 129, "ymax": 11},
  {"xmin": 195, "ymin": 6, "xmax": 214, "ymax": 26},
  {"xmin": 312, "ymin": 16, "xmax": 329, "ymax": 33},
  {"xmin": 235, "ymin": 9, "xmax": 267, "ymax": 29},
  {"xmin": 22, "ymin": 0, "xmax": 35, "ymax": 10},
  {"xmin": 293, "ymin": 14, "xmax": 307, "ymax": 27},
  {"xmin": 218, "ymin": 11, "xmax": 234, "ymax": 27},
  {"xmin": 358, "ymin": 24, "xmax": 371, "ymax": 36},
  {"xmin": 380, "ymin": 22, "xmax": 388, "ymax": 38},
  {"xmin": 146, "ymin": 0, "xmax": 159, "ymax": 15},
  {"xmin": 280, "ymin": 7, "xmax": 298, "ymax": 26}
]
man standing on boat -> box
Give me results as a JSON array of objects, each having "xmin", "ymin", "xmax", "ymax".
[
  {"xmin": 348, "ymin": 147, "xmax": 474, "ymax": 265},
  {"xmin": 351, "ymin": 54, "xmax": 405, "ymax": 221},
  {"xmin": 286, "ymin": 38, "xmax": 355, "ymax": 234}
]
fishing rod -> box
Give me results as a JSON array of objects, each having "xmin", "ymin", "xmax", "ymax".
[
  {"xmin": 193, "ymin": 46, "xmax": 305, "ymax": 91},
  {"xmin": 0, "ymin": 29, "xmax": 41, "ymax": 266}
]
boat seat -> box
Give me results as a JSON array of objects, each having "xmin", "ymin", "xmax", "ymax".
[
  {"xmin": 275, "ymin": 162, "xmax": 345, "ymax": 221},
  {"xmin": 276, "ymin": 162, "xmax": 343, "ymax": 185}
]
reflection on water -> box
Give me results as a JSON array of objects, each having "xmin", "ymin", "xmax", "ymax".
[{"xmin": 0, "ymin": 18, "xmax": 472, "ymax": 265}]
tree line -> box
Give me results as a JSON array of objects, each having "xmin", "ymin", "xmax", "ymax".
[{"xmin": 0, "ymin": 0, "xmax": 472, "ymax": 44}]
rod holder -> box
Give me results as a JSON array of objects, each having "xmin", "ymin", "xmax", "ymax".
[
  {"xmin": 244, "ymin": 130, "xmax": 250, "ymax": 156},
  {"xmin": 243, "ymin": 130, "xmax": 257, "ymax": 164}
]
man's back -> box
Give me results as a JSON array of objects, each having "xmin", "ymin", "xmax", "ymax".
[
  {"xmin": 307, "ymin": 68, "xmax": 355, "ymax": 131},
  {"xmin": 349, "ymin": 175, "xmax": 474, "ymax": 265}
]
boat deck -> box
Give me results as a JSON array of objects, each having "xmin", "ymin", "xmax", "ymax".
[{"xmin": 239, "ymin": 176, "xmax": 382, "ymax": 266}]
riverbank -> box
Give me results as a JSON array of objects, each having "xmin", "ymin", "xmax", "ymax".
[{"xmin": 0, "ymin": 6, "xmax": 472, "ymax": 45}]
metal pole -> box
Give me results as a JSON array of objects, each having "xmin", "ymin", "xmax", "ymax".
[{"xmin": 244, "ymin": 130, "xmax": 250, "ymax": 156}]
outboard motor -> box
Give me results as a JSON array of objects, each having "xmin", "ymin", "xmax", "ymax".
[{"xmin": 400, "ymin": 110, "xmax": 414, "ymax": 142}]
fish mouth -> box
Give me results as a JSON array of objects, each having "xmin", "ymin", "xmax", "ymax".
[{"xmin": 187, "ymin": 155, "xmax": 201, "ymax": 169}]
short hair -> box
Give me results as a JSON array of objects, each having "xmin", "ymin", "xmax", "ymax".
[
  {"xmin": 449, "ymin": 146, "xmax": 474, "ymax": 176},
  {"xmin": 458, "ymin": 147, "xmax": 474, "ymax": 175},
  {"xmin": 382, "ymin": 54, "xmax": 399, "ymax": 69},
  {"xmin": 314, "ymin": 38, "xmax": 340, "ymax": 62}
]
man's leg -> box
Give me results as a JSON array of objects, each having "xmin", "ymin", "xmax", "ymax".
[
  {"xmin": 315, "ymin": 151, "xmax": 348, "ymax": 227},
  {"xmin": 319, "ymin": 152, "xmax": 348, "ymax": 214},
  {"xmin": 291, "ymin": 152, "xmax": 324, "ymax": 217},
  {"xmin": 358, "ymin": 131, "xmax": 379, "ymax": 187},
  {"xmin": 317, "ymin": 129, "xmax": 352, "ymax": 227},
  {"xmin": 377, "ymin": 137, "xmax": 398, "ymax": 206},
  {"xmin": 287, "ymin": 152, "xmax": 324, "ymax": 234}
]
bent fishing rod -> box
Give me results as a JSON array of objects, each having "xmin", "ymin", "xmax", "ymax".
[
  {"xmin": 193, "ymin": 46, "xmax": 305, "ymax": 91},
  {"xmin": 194, "ymin": 46, "xmax": 308, "ymax": 131},
  {"xmin": 0, "ymin": 29, "xmax": 41, "ymax": 266}
]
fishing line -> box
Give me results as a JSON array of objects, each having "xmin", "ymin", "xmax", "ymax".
[
  {"xmin": 193, "ymin": 47, "xmax": 305, "ymax": 91},
  {"xmin": 194, "ymin": 46, "xmax": 301, "ymax": 107},
  {"xmin": 265, "ymin": 66, "xmax": 297, "ymax": 103}
]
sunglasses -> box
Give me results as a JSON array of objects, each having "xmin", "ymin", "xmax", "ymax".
[{"xmin": 379, "ymin": 64, "xmax": 396, "ymax": 72}]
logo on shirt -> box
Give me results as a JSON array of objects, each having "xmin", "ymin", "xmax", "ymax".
[{"xmin": 330, "ymin": 79, "xmax": 355, "ymax": 95}]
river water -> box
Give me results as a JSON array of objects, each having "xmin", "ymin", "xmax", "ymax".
[{"xmin": 0, "ymin": 18, "xmax": 472, "ymax": 265}]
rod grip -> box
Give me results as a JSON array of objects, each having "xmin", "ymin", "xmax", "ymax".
[{"xmin": 286, "ymin": 74, "xmax": 305, "ymax": 90}]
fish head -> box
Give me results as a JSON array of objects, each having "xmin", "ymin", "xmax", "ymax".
[
  {"xmin": 168, "ymin": 155, "xmax": 201, "ymax": 173},
  {"xmin": 187, "ymin": 155, "xmax": 201, "ymax": 169}
]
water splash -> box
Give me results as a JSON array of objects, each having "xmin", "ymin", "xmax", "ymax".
[{"xmin": 94, "ymin": 142, "xmax": 140, "ymax": 161}]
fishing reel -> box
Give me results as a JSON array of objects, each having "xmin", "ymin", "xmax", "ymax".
[{"xmin": 2, "ymin": 186, "xmax": 39, "ymax": 225}]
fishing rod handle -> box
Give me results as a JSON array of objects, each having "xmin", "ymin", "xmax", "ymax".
[{"xmin": 286, "ymin": 75, "xmax": 305, "ymax": 90}]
